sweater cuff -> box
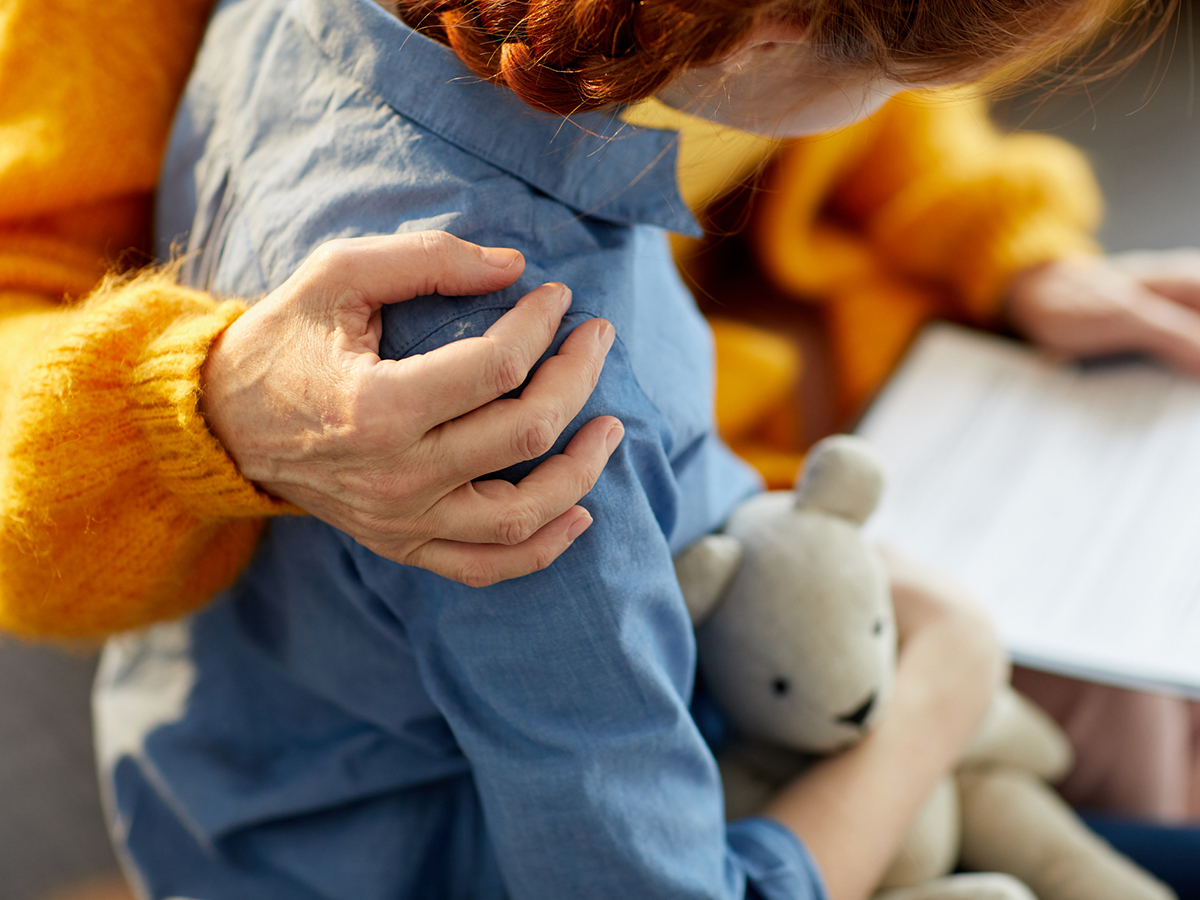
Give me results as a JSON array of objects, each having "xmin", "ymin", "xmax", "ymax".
[
  {"xmin": 955, "ymin": 216, "xmax": 1101, "ymax": 323},
  {"xmin": 129, "ymin": 293, "xmax": 301, "ymax": 519}
]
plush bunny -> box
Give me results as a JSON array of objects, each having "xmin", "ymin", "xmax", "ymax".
[{"xmin": 675, "ymin": 435, "xmax": 1174, "ymax": 900}]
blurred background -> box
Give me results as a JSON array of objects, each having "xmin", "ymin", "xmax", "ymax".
[{"xmin": 5, "ymin": 7, "xmax": 1200, "ymax": 900}]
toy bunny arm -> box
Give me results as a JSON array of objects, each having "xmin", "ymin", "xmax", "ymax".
[
  {"xmin": 957, "ymin": 765, "xmax": 1176, "ymax": 900},
  {"xmin": 962, "ymin": 686, "xmax": 1073, "ymax": 781}
]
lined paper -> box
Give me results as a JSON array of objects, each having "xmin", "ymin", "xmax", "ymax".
[{"xmin": 857, "ymin": 324, "xmax": 1200, "ymax": 696}]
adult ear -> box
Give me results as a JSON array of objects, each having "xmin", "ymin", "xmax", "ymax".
[
  {"xmin": 673, "ymin": 534, "xmax": 743, "ymax": 624},
  {"xmin": 793, "ymin": 435, "xmax": 886, "ymax": 525}
]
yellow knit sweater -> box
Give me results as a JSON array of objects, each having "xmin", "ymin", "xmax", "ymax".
[
  {"xmin": 0, "ymin": 0, "xmax": 1101, "ymax": 638},
  {"xmin": 0, "ymin": 0, "xmax": 285, "ymax": 639},
  {"xmin": 629, "ymin": 96, "xmax": 1101, "ymax": 485}
]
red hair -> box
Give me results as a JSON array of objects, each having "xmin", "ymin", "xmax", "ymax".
[{"xmin": 397, "ymin": 0, "xmax": 1173, "ymax": 114}]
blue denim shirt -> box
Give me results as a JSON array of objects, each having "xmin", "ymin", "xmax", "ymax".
[{"xmin": 95, "ymin": 1, "xmax": 827, "ymax": 898}]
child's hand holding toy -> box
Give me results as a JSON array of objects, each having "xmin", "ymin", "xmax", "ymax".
[{"xmin": 675, "ymin": 436, "xmax": 1176, "ymax": 900}]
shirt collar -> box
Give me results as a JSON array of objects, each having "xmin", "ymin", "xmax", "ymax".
[{"xmin": 297, "ymin": 0, "xmax": 702, "ymax": 237}]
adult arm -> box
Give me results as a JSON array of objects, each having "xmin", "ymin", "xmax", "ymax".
[
  {"xmin": 0, "ymin": 0, "xmax": 617, "ymax": 638},
  {"xmin": 0, "ymin": 237, "xmax": 618, "ymax": 639}
]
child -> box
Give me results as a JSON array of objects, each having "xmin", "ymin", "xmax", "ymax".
[{"xmin": 95, "ymin": 0, "xmax": 1160, "ymax": 898}]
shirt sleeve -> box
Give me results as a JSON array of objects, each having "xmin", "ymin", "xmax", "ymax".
[{"xmin": 347, "ymin": 306, "xmax": 827, "ymax": 900}]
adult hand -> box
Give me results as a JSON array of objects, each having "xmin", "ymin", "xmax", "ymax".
[
  {"xmin": 200, "ymin": 232, "xmax": 622, "ymax": 586},
  {"xmin": 1006, "ymin": 251, "xmax": 1200, "ymax": 377}
]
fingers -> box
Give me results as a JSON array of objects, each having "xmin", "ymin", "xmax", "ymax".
[
  {"xmin": 426, "ymin": 315, "xmax": 617, "ymax": 478},
  {"xmin": 1008, "ymin": 257, "xmax": 1200, "ymax": 377},
  {"xmin": 299, "ymin": 415, "xmax": 620, "ymax": 584},
  {"xmin": 302, "ymin": 231, "xmax": 528, "ymax": 307},
  {"xmin": 1119, "ymin": 288, "xmax": 1200, "ymax": 377},
  {"xmin": 386, "ymin": 282, "xmax": 585, "ymax": 430},
  {"xmin": 404, "ymin": 506, "xmax": 595, "ymax": 588},
  {"xmin": 1110, "ymin": 250, "xmax": 1200, "ymax": 312},
  {"xmin": 427, "ymin": 415, "xmax": 623, "ymax": 545}
]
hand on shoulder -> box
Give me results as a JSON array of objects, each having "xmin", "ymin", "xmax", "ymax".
[{"xmin": 200, "ymin": 231, "xmax": 623, "ymax": 587}]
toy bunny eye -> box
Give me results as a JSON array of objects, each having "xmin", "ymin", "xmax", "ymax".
[
  {"xmin": 873, "ymin": 618, "xmax": 884, "ymax": 636},
  {"xmin": 772, "ymin": 678, "xmax": 790, "ymax": 696}
]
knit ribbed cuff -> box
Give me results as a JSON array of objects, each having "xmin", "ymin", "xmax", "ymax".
[{"xmin": 129, "ymin": 291, "xmax": 302, "ymax": 519}]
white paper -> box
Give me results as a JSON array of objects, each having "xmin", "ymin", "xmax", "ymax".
[{"xmin": 857, "ymin": 323, "xmax": 1200, "ymax": 697}]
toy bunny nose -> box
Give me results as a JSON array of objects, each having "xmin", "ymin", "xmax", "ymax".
[{"xmin": 837, "ymin": 692, "xmax": 877, "ymax": 728}]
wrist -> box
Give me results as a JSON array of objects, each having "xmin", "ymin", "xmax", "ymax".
[
  {"xmin": 196, "ymin": 304, "xmax": 293, "ymax": 490},
  {"xmin": 888, "ymin": 615, "xmax": 1003, "ymax": 757},
  {"xmin": 1001, "ymin": 253, "xmax": 1101, "ymax": 345},
  {"xmin": 136, "ymin": 296, "xmax": 294, "ymax": 517},
  {"xmin": 198, "ymin": 323, "xmax": 241, "ymax": 466}
]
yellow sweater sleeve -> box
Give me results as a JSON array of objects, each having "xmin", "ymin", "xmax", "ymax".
[
  {"xmin": 831, "ymin": 90, "xmax": 1103, "ymax": 320},
  {"xmin": 0, "ymin": 0, "xmax": 289, "ymax": 640},
  {"xmin": 0, "ymin": 277, "xmax": 290, "ymax": 639}
]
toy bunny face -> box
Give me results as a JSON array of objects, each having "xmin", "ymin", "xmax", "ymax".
[{"xmin": 678, "ymin": 436, "xmax": 897, "ymax": 754}]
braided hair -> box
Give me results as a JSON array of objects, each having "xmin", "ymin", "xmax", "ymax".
[{"xmin": 396, "ymin": 0, "xmax": 1172, "ymax": 115}]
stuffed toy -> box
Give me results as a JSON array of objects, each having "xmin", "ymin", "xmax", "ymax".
[{"xmin": 675, "ymin": 435, "xmax": 1175, "ymax": 900}]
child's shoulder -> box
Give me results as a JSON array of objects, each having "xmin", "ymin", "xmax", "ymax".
[
  {"xmin": 165, "ymin": 0, "xmax": 728, "ymax": 485},
  {"xmin": 168, "ymin": 0, "xmax": 698, "ymax": 297}
]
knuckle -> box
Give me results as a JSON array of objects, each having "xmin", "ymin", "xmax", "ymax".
[
  {"xmin": 487, "ymin": 346, "xmax": 529, "ymax": 396},
  {"xmin": 514, "ymin": 409, "xmax": 561, "ymax": 460},
  {"xmin": 529, "ymin": 544, "xmax": 556, "ymax": 573},
  {"xmin": 302, "ymin": 239, "xmax": 361, "ymax": 303},
  {"xmin": 371, "ymin": 537, "xmax": 413, "ymax": 566},
  {"xmin": 372, "ymin": 476, "xmax": 420, "ymax": 512},
  {"xmin": 345, "ymin": 468, "xmax": 425, "ymax": 520},
  {"xmin": 418, "ymin": 230, "xmax": 455, "ymax": 267},
  {"xmin": 457, "ymin": 560, "xmax": 497, "ymax": 589},
  {"xmin": 344, "ymin": 505, "xmax": 395, "ymax": 542},
  {"xmin": 579, "ymin": 454, "xmax": 605, "ymax": 490},
  {"xmin": 584, "ymin": 351, "xmax": 606, "ymax": 388},
  {"xmin": 313, "ymin": 238, "xmax": 351, "ymax": 272},
  {"xmin": 496, "ymin": 504, "xmax": 538, "ymax": 546}
]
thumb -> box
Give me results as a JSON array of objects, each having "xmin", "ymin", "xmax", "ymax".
[{"xmin": 303, "ymin": 232, "xmax": 527, "ymax": 310}]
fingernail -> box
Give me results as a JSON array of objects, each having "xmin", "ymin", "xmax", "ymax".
[
  {"xmin": 548, "ymin": 282, "xmax": 571, "ymax": 311},
  {"xmin": 605, "ymin": 421, "xmax": 625, "ymax": 455},
  {"xmin": 483, "ymin": 247, "xmax": 521, "ymax": 269},
  {"xmin": 567, "ymin": 510, "xmax": 593, "ymax": 543},
  {"xmin": 597, "ymin": 320, "xmax": 615, "ymax": 353}
]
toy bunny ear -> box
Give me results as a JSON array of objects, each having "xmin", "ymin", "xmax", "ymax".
[
  {"xmin": 673, "ymin": 534, "xmax": 743, "ymax": 624},
  {"xmin": 793, "ymin": 435, "xmax": 886, "ymax": 525}
]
